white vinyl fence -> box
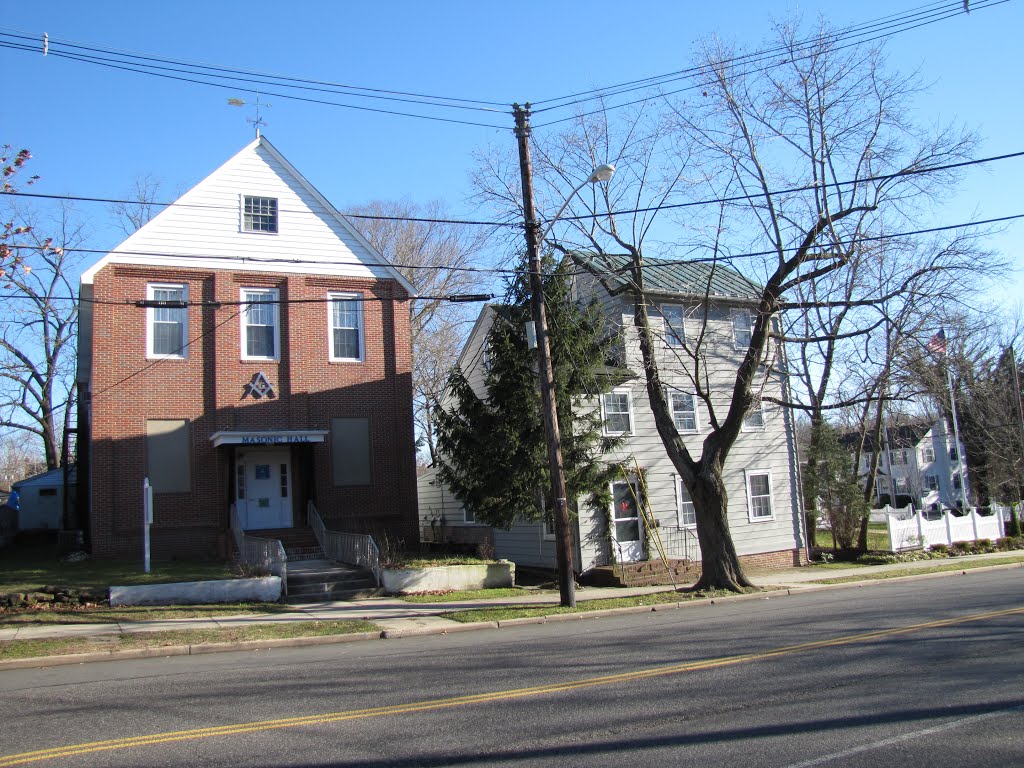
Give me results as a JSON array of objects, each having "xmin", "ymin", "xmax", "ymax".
[{"xmin": 886, "ymin": 507, "xmax": 1004, "ymax": 551}]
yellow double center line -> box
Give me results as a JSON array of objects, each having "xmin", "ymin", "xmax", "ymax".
[{"xmin": 3, "ymin": 605, "xmax": 1022, "ymax": 767}]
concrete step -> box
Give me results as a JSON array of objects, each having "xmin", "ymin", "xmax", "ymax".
[{"xmin": 285, "ymin": 559, "xmax": 380, "ymax": 603}]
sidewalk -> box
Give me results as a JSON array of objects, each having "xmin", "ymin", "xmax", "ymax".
[{"xmin": 1, "ymin": 551, "xmax": 1020, "ymax": 648}]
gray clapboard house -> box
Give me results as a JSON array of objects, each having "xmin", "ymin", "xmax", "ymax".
[{"xmin": 418, "ymin": 255, "xmax": 807, "ymax": 574}]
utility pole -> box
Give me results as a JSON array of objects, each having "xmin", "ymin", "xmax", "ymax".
[{"xmin": 513, "ymin": 103, "xmax": 576, "ymax": 607}]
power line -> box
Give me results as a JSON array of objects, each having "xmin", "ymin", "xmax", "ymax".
[
  {"xmin": 5, "ymin": 150, "xmax": 1021, "ymax": 231},
  {"xmin": 2, "ymin": 211, "xmax": 1020, "ymax": 282},
  {"xmin": 534, "ymin": 0, "xmax": 960, "ymax": 108},
  {"xmin": 532, "ymin": 1, "xmax": 1008, "ymax": 127},
  {"xmin": 0, "ymin": 189, "xmax": 516, "ymax": 228},
  {"xmin": 0, "ymin": 29, "xmax": 507, "ymax": 110},
  {"xmin": 0, "ymin": 39, "xmax": 508, "ymax": 130}
]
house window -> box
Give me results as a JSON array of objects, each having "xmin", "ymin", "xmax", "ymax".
[
  {"xmin": 147, "ymin": 284, "xmax": 187, "ymax": 358},
  {"xmin": 602, "ymin": 391, "xmax": 633, "ymax": 435},
  {"xmin": 746, "ymin": 470, "xmax": 774, "ymax": 521},
  {"xmin": 894, "ymin": 477, "xmax": 910, "ymax": 494},
  {"xmin": 949, "ymin": 446, "xmax": 958, "ymax": 461},
  {"xmin": 328, "ymin": 293, "xmax": 363, "ymax": 362},
  {"xmin": 668, "ymin": 390, "xmax": 698, "ymax": 433},
  {"xmin": 889, "ymin": 449, "xmax": 908, "ymax": 466},
  {"xmin": 921, "ymin": 446, "xmax": 935, "ymax": 463},
  {"xmin": 742, "ymin": 399, "xmax": 765, "ymax": 431},
  {"xmin": 925, "ymin": 474, "xmax": 939, "ymax": 491},
  {"xmin": 677, "ymin": 480, "xmax": 696, "ymax": 527},
  {"xmin": 662, "ymin": 304, "xmax": 685, "ymax": 347},
  {"xmin": 733, "ymin": 311, "xmax": 754, "ymax": 349},
  {"xmin": 242, "ymin": 195, "xmax": 278, "ymax": 233},
  {"xmin": 952, "ymin": 472, "xmax": 962, "ymax": 490},
  {"xmin": 241, "ymin": 288, "xmax": 279, "ymax": 360}
]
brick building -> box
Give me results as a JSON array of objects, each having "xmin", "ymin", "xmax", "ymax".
[{"xmin": 77, "ymin": 136, "xmax": 419, "ymax": 559}]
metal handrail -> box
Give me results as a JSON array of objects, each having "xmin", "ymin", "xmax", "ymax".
[
  {"xmin": 230, "ymin": 504, "xmax": 288, "ymax": 592},
  {"xmin": 307, "ymin": 501, "xmax": 381, "ymax": 586}
]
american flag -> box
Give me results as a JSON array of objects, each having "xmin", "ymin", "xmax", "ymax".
[{"xmin": 927, "ymin": 328, "xmax": 947, "ymax": 356}]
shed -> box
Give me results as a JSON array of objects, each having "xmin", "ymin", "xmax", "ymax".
[{"xmin": 12, "ymin": 465, "xmax": 76, "ymax": 531}]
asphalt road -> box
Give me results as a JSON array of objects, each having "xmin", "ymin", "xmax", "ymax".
[{"xmin": 1, "ymin": 569, "xmax": 1022, "ymax": 767}]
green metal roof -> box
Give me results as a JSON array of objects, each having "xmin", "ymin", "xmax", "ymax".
[{"xmin": 571, "ymin": 252, "xmax": 763, "ymax": 302}]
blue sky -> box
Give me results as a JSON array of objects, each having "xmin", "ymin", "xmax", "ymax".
[{"xmin": 1, "ymin": 0, "xmax": 1021, "ymax": 301}]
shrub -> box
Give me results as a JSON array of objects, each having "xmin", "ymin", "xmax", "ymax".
[
  {"xmin": 929, "ymin": 543, "xmax": 949, "ymax": 555},
  {"xmin": 975, "ymin": 538, "xmax": 993, "ymax": 553}
]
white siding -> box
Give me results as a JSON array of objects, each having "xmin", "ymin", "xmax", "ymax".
[{"xmin": 82, "ymin": 138, "xmax": 404, "ymax": 286}]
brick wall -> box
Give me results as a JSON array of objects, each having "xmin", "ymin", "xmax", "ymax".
[{"xmin": 86, "ymin": 265, "xmax": 419, "ymax": 559}]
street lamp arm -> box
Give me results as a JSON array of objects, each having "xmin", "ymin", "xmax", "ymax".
[{"xmin": 539, "ymin": 164, "xmax": 616, "ymax": 243}]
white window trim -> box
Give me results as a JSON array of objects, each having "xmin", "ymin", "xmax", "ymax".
[
  {"xmin": 732, "ymin": 310, "xmax": 754, "ymax": 350},
  {"xmin": 240, "ymin": 194, "xmax": 279, "ymax": 235},
  {"xmin": 542, "ymin": 516, "xmax": 556, "ymax": 540},
  {"xmin": 146, "ymin": 283, "xmax": 188, "ymax": 360},
  {"xmin": 601, "ymin": 390, "xmax": 634, "ymax": 436},
  {"xmin": 327, "ymin": 292, "xmax": 365, "ymax": 363},
  {"xmin": 667, "ymin": 388, "xmax": 700, "ymax": 434},
  {"xmin": 240, "ymin": 287, "xmax": 280, "ymax": 361},
  {"xmin": 661, "ymin": 303, "xmax": 685, "ymax": 348},
  {"xmin": 677, "ymin": 479, "xmax": 697, "ymax": 529},
  {"xmin": 741, "ymin": 399, "xmax": 766, "ymax": 432},
  {"xmin": 920, "ymin": 446, "xmax": 935, "ymax": 463},
  {"xmin": 745, "ymin": 469, "xmax": 775, "ymax": 522}
]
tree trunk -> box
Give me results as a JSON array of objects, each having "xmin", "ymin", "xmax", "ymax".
[{"xmin": 689, "ymin": 464, "xmax": 754, "ymax": 591}]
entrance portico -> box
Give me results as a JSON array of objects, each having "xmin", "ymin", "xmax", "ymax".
[{"xmin": 211, "ymin": 430, "xmax": 328, "ymax": 531}]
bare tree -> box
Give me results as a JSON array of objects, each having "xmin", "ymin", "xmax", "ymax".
[
  {"xmin": 0, "ymin": 179, "xmax": 84, "ymax": 470},
  {"xmin": 345, "ymin": 200, "xmax": 489, "ymax": 462},
  {"xmin": 480, "ymin": 20, "xmax": 982, "ymax": 591},
  {"xmin": 110, "ymin": 173, "xmax": 164, "ymax": 236}
]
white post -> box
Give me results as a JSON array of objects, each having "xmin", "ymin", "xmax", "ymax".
[
  {"xmin": 970, "ymin": 506, "xmax": 979, "ymax": 541},
  {"xmin": 916, "ymin": 508, "xmax": 925, "ymax": 548},
  {"xmin": 143, "ymin": 477, "xmax": 153, "ymax": 574},
  {"xmin": 944, "ymin": 507, "xmax": 953, "ymax": 546}
]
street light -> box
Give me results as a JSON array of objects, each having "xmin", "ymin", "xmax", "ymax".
[{"xmin": 513, "ymin": 102, "xmax": 615, "ymax": 607}]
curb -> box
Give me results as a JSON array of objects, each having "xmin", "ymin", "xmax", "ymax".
[{"xmin": 2, "ymin": 561, "xmax": 1020, "ymax": 670}]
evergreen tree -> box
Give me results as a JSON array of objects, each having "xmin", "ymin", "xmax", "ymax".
[
  {"xmin": 434, "ymin": 256, "xmax": 626, "ymax": 530},
  {"xmin": 802, "ymin": 420, "xmax": 868, "ymax": 550}
]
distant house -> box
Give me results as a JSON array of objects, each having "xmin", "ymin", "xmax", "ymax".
[
  {"xmin": 421, "ymin": 256, "xmax": 807, "ymax": 575},
  {"xmin": 844, "ymin": 420, "xmax": 969, "ymax": 511},
  {"xmin": 10, "ymin": 465, "xmax": 76, "ymax": 532},
  {"xmin": 77, "ymin": 136, "xmax": 419, "ymax": 560}
]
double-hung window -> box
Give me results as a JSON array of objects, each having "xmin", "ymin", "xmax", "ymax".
[
  {"xmin": 328, "ymin": 293, "xmax": 363, "ymax": 362},
  {"xmin": 742, "ymin": 399, "xmax": 765, "ymax": 431},
  {"xmin": 677, "ymin": 480, "xmax": 696, "ymax": 527},
  {"xmin": 147, "ymin": 283, "xmax": 187, "ymax": 358},
  {"xmin": 668, "ymin": 389, "xmax": 698, "ymax": 433},
  {"xmin": 242, "ymin": 195, "xmax": 278, "ymax": 233},
  {"xmin": 924, "ymin": 474, "xmax": 940, "ymax": 491},
  {"xmin": 733, "ymin": 311, "xmax": 754, "ymax": 349},
  {"xmin": 662, "ymin": 304, "xmax": 685, "ymax": 347},
  {"xmin": 889, "ymin": 449, "xmax": 908, "ymax": 466},
  {"xmin": 241, "ymin": 288, "xmax": 279, "ymax": 360},
  {"xmin": 746, "ymin": 470, "xmax": 774, "ymax": 521},
  {"xmin": 921, "ymin": 446, "xmax": 935, "ymax": 463},
  {"xmin": 602, "ymin": 391, "xmax": 633, "ymax": 435}
]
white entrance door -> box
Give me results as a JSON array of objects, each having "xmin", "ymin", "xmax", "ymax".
[
  {"xmin": 611, "ymin": 481, "xmax": 644, "ymax": 562},
  {"xmin": 236, "ymin": 450, "xmax": 292, "ymax": 530}
]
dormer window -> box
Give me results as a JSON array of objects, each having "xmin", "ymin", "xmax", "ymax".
[{"xmin": 242, "ymin": 196, "xmax": 278, "ymax": 233}]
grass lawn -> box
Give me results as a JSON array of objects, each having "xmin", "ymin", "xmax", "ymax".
[
  {"xmin": 398, "ymin": 588, "xmax": 549, "ymax": 603},
  {"xmin": 813, "ymin": 522, "xmax": 889, "ymax": 552},
  {"xmin": 0, "ymin": 602, "xmax": 292, "ymax": 626},
  {"xmin": 439, "ymin": 587, "xmax": 749, "ymax": 623},
  {"xmin": 0, "ymin": 535, "xmax": 237, "ymax": 593},
  {"xmin": 809, "ymin": 555, "xmax": 1024, "ymax": 584},
  {"xmin": 0, "ymin": 619, "xmax": 380, "ymax": 661}
]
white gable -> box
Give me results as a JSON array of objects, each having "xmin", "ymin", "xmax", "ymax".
[{"xmin": 82, "ymin": 136, "xmax": 415, "ymax": 294}]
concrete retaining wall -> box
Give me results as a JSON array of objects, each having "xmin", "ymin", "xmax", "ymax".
[
  {"xmin": 109, "ymin": 577, "xmax": 282, "ymax": 606},
  {"xmin": 381, "ymin": 562, "xmax": 514, "ymax": 594}
]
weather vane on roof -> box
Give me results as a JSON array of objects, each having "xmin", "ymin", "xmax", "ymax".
[{"xmin": 227, "ymin": 92, "xmax": 271, "ymax": 138}]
